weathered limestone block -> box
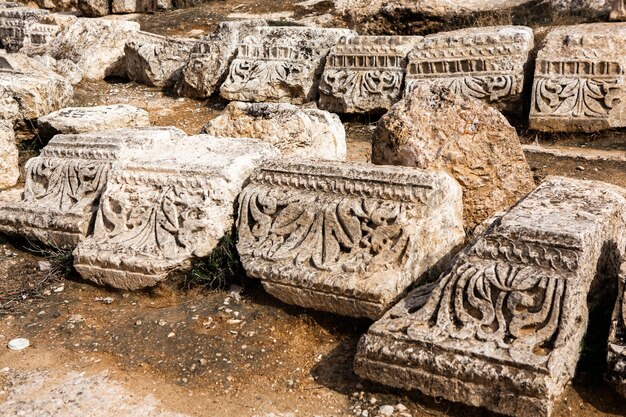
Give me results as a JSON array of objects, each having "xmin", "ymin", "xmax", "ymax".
[
  {"xmin": 608, "ymin": 254, "xmax": 626, "ymax": 398},
  {"xmin": 125, "ymin": 32, "xmax": 195, "ymax": 88},
  {"xmin": 373, "ymin": 86, "xmax": 535, "ymax": 229},
  {"xmin": 237, "ymin": 159, "xmax": 465, "ymax": 319},
  {"xmin": 176, "ymin": 20, "xmax": 267, "ymax": 98},
  {"xmin": 530, "ymin": 23, "xmax": 626, "ymax": 132},
  {"xmin": 405, "ymin": 26, "xmax": 533, "ymax": 113},
  {"xmin": 355, "ymin": 177, "xmax": 626, "ymax": 417},
  {"xmin": 0, "ymin": 6, "xmax": 59, "ymax": 52},
  {"xmin": 0, "ymin": 52, "xmax": 73, "ymax": 124},
  {"xmin": 112, "ymin": 0, "xmax": 162, "ymax": 13},
  {"xmin": 0, "ymin": 121, "xmax": 18, "ymax": 190},
  {"xmin": 612, "ymin": 0, "xmax": 626, "ymax": 20},
  {"xmin": 73, "ymin": 135, "xmax": 278, "ymax": 290},
  {"xmin": 29, "ymin": 18, "xmax": 140, "ymax": 80},
  {"xmin": 200, "ymin": 101, "xmax": 346, "ymax": 160},
  {"xmin": 77, "ymin": 0, "xmax": 109, "ymax": 17},
  {"xmin": 37, "ymin": 105, "xmax": 150, "ymax": 140},
  {"xmin": 220, "ymin": 26, "xmax": 357, "ymax": 104},
  {"xmin": 318, "ymin": 36, "xmax": 422, "ymax": 113},
  {"xmin": 0, "ymin": 127, "xmax": 186, "ymax": 248}
]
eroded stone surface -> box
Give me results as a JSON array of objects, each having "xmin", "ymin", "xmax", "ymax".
[
  {"xmin": 77, "ymin": 0, "xmax": 109, "ymax": 17},
  {"xmin": 0, "ymin": 121, "xmax": 18, "ymax": 190},
  {"xmin": 28, "ymin": 18, "xmax": 140, "ymax": 80},
  {"xmin": 0, "ymin": 52, "xmax": 73, "ymax": 124},
  {"xmin": 37, "ymin": 104, "xmax": 150, "ymax": 140},
  {"xmin": 176, "ymin": 20, "xmax": 266, "ymax": 98},
  {"xmin": 530, "ymin": 23, "xmax": 626, "ymax": 132},
  {"xmin": 73, "ymin": 135, "xmax": 278, "ymax": 290},
  {"xmin": 0, "ymin": 5, "xmax": 59, "ymax": 52},
  {"xmin": 125, "ymin": 32, "xmax": 195, "ymax": 88},
  {"xmin": 237, "ymin": 159, "xmax": 465, "ymax": 319},
  {"xmin": 318, "ymin": 36, "xmax": 422, "ymax": 113},
  {"xmin": 405, "ymin": 26, "xmax": 533, "ymax": 113},
  {"xmin": 220, "ymin": 26, "xmax": 356, "ymax": 104},
  {"xmin": 355, "ymin": 177, "xmax": 626, "ymax": 417},
  {"xmin": 112, "ymin": 0, "xmax": 170, "ymax": 14},
  {"xmin": 608, "ymin": 253, "xmax": 626, "ymax": 398},
  {"xmin": 612, "ymin": 0, "xmax": 626, "ymax": 20},
  {"xmin": 200, "ymin": 101, "xmax": 346, "ymax": 160},
  {"xmin": 373, "ymin": 86, "xmax": 535, "ymax": 229},
  {"xmin": 0, "ymin": 127, "xmax": 186, "ymax": 248}
]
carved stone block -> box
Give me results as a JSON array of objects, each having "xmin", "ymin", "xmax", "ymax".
[
  {"xmin": 220, "ymin": 27, "xmax": 357, "ymax": 104},
  {"xmin": 176, "ymin": 20, "xmax": 267, "ymax": 98},
  {"xmin": 125, "ymin": 32, "xmax": 196, "ymax": 88},
  {"xmin": 355, "ymin": 177, "xmax": 626, "ymax": 417},
  {"xmin": 530, "ymin": 23, "xmax": 626, "ymax": 132},
  {"xmin": 73, "ymin": 135, "xmax": 278, "ymax": 290},
  {"xmin": 0, "ymin": 127, "xmax": 186, "ymax": 248},
  {"xmin": 37, "ymin": 105, "xmax": 150, "ymax": 140},
  {"xmin": 0, "ymin": 120, "xmax": 18, "ymax": 190},
  {"xmin": 200, "ymin": 101, "xmax": 346, "ymax": 160},
  {"xmin": 405, "ymin": 26, "xmax": 533, "ymax": 113},
  {"xmin": 318, "ymin": 36, "xmax": 422, "ymax": 113},
  {"xmin": 0, "ymin": 52, "xmax": 73, "ymax": 124},
  {"xmin": 0, "ymin": 6, "xmax": 58, "ymax": 52},
  {"xmin": 236, "ymin": 159, "xmax": 465, "ymax": 319}
]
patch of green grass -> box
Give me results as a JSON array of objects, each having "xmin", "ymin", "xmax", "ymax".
[{"xmin": 184, "ymin": 233, "xmax": 246, "ymax": 291}]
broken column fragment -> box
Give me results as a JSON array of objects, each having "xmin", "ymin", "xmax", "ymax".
[
  {"xmin": 355, "ymin": 177, "xmax": 626, "ymax": 417},
  {"xmin": 318, "ymin": 36, "xmax": 422, "ymax": 113},
  {"xmin": 220, "ymin": 26, "xmax": 356, "ymax": 104},
  {"xmin": 37, "ymin": 104, "xmax": 150, "ymax": 140},
  {"xmin": 405, "ymin": 26, "xmax": 533, "ymax": 113},
  {"xmin": 176, "ymin": 20, "xmax": 266, "ymax": 98},
  {"xmin": 0, "ymin": 127, "xmax": 186, "ymax": 248},
  {"xmin": 236, "ymin": 159, "xmax": 465, "ymax": 319},
  {"xmin": 200, "ymin": 101, "xmax": 346, "ymax": 160},
  {"xmin": 73, "ymin": 136, "xmax": 278, "ymax": 290},
  {"xmin": 125, "ymin": 32, "xmax": 196, "ymax": 88},
  {"xmin": 530, "ymin": 23, "xmax": 626, "ymax": 132}
]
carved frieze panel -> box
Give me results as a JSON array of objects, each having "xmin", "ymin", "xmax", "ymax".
[
  {"xmin": 530, "ymin": 23, "xmax": 626, "ymax": 132},
  {"xmin": 404, "ymin": 26, "xmax": 533, "ymax": 112},
  {"xmin": 236, "ymin": 159, "xmax": 465, "ymax": 319},
  {"xmin": 0, "ymin": 6, "xmax": 58, "ymax": 52},
  {"xmin": 318, "ymin": 36, "xmax": 422, "ymax": 113},
  {"xmin": 220, "ymin": 27, "xmax": 356, "ymax": 104},
  {"xmin": 355, "ymin": 177, "xmax": 626, "ymax": 417}
]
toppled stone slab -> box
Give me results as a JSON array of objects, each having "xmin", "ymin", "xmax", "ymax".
[
  {"xmin": 355, "ymin": 177, "xmax": 626, "ymax": 417},
  {"xmin": 28, "ymin": 18, "xmax": 140, "ymax": 80},
  {"xmin": 176, "ymin": 20, "xmax": 266, "ymax": 98},
  {"xmin": 318, "ymin": 36, "xmax": 422, "ymax": 113},
  {"xmin": 37, "ymin": 105, "xmax": 150, "ymax": 140},
  {"xmin": 0, "ymin": 121, "xmax": 18, "ymax": 190},
  {"xmin": 373, "ymin": 86, "xmax": 535, "ymax": 229},
  {"xmin": 530, "ymin": 23, "xmax": 626, "ymax": 132},
  {"xmin": 608, "ymin": 254, "xmax": 626, "ymax": 398},
  {"xmin": 405, "ymin": 26, "xmax": 533, "ymax": 113},
  {"xmin": 0, "ymin": 127, "xmax": 186, "ymax": 248},
  {"xmin": 125, "ymin": 32, "xmax": 195, "ymax": 88},
  {"xmin": 73, "ymin": 135, "xmax": 278, "ymax": 290},
  {"xmin": 220, "ymin": 26, "xmax": 356, "ymax": 104},
  {"xmin": 237, "ymin": 159, "xmax": 465, "ymax": 319},
  {"xmin": 0, "ymin": 52, "xmax": 73, "ymax": 124},
  {"xmin": 0, "ymin": 6, "xmax": 59, "ymax": 52},
  {"xmin": 200, "ymin": 101, "xmax": 346, "ymax": 160}
]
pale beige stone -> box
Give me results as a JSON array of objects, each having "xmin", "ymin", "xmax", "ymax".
[
  {"xmin": 0, "ymin": 6, "xmax": 59, "ymax": 52},
  {"xmin": 318, "ymin": 36, "xmax": 422, "ymax": 114},
  {"xmin": 176, "ymin": 20, "xmax": 266, "ymax": 98},
  {"xmin": 200, "ymin": 101, "xmax": 346, "ymax": 160},
  {"xmin": 237, "ymin": 159, "xmax": 465, "ymax": 319},
  {"xmin": 220, "ymin": 26, "xmax": 356, "ymax": 104},
  {"xmin": 612, "ymin": 0, "xmax": 626, "ymax": 20},
  {"xmin": 530, "ymin": 23, "xmax": 626, "ymax": 132},
  {"xmin": 372, "ymin": 86, "xmax": 535, "ymax": 229},
  {"xmin": 0, "ymin": 127, "xmax": 186, "ymax": 248},
  {"xmin": 405, "ymin": 26, "xmax": 533, "ymax": 113},
  {"xmin": 355, "ymin": 177, "xmax": 626, "ymax": 417},
  {"xmin": 0, "ymin": 121, "xmax": 18, "ymax": 190},
  {"xmin": 73, "ymin": 135, "xmax": 279, "ymax": 290},
  {"xmin": 37, "ymin": 105, "xmax": 150, "ymax": 140},
  {"xmin": 77, "ymin": 0, "xmax": 109, "ymax": 17}
]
